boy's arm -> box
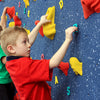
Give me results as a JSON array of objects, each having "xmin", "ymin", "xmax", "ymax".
[
  {"xmin": 28, "ymin": 15, "xmax": 50, "ymax": 46},
  {"xmin": 0, "ymin": 7, "xmax": 8, "ymax": 29},
  {"xmin": 1, "ymin": 56, "xmax": 6, "ymax": 64},
  {"xmin": 49, "ymin": 26, "xmax": 78, "ymax": 69}
]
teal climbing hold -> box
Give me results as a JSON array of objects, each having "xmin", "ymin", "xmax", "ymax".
[
  {"xmin": 24, "ymin": 8, "xmax": 26, "ymax": 14},
  {"xmin": 73, "ymin": 23, "xmax": 78, "ymax": 33},
  {"xmin": 67, "ymin": 86, "xmax": 70, "ymax": 96}
]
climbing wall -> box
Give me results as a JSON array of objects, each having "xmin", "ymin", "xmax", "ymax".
[{"xmin": 0, "ymin": 0, "xmax": 100, "ymax": 100}]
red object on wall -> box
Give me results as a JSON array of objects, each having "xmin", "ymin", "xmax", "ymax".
[
  {"xmin": 81, "ymin": 0, "xmax": 100, "ymax": 19},
  {"xmin": 7, "ymin": 6, "xmax": 22, "ymax": 26},
  {"xmin": 13, "ymin": 16, "xmax": 22, "ymax": 26},
  {"xmin": 58, "ymin": 62, "xmax": 69, "ymax": 76},
  {"xmin": 35, "ymin": 20, "xmax": 44, "ymax": 37},
  {"xmin": 7, "ymin": 6, "xmax": 15, "ymax": 19}
]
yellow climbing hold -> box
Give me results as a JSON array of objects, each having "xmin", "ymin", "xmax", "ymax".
[
  {"xmin": 30, "ymin": 57, "xmax": 32, "ymax": 59},
  {"xmin": 43, "ymin": 6, "xmax": 56, "ymax": 40},
  {"xmin": 9, "ymin": 22, "xmax": 15, "ymax": 27},
  {"xmin": 55, "ymin": 76, "xmax": 58, "ymax": 84},
  {"xmin": 59, "ymin": 0, "xmax": 63, "ymax": 9},
  {"xmin": 24, "ymin": 28, "xmax": 30, "ymax": 35},
  {"xmin": 16, "ymin": 12, "xmax": 18, "ymax": 16},
  {"xmin": 69, "ymin": 57, "xmax": 83, "ymax": 76},
  {"xmin": 27, "ymin": 10, "xmax": 30, "ymax": 17},
  {"xmin": 23, "ymin": 0, "xmax": 29, "ymax": 8},
  {"xmin": 1, "ymin": 16, "xmax": 7, "ymax": 21}
]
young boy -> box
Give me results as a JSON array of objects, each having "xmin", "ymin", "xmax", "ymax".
[
  {"xmin": 0, "ymin": 7, "xmax": 50, "ymax": 100},
  {"xmin": 0, "ymin": 7, "xmax": 15, "ymax": 100},
  {"xmin": 0, "ymin": 20, "xmax": 77, "ymax": 100}
]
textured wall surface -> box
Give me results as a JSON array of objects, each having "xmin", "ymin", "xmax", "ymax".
[{"xmin": 0, "ymin": 0, "xmax": 100, "ymax": 100}]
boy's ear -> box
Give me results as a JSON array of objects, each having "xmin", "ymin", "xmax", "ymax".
[{"xmin": 7, "ymin": 45, "xmax": 16, "ymax": 54}]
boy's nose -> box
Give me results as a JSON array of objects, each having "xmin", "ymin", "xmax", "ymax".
[{"xmin": 27, "ymin": 42, "xmax": 31, "ymax": 48}]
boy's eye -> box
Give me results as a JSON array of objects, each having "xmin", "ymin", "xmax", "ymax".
[
  {"xmin": 23, "ymin": 39, "xmax": 29, "ymax": 44},
  {"xmin": 23, "ymin": 40, "xmax": 26, "ymax": 44}
]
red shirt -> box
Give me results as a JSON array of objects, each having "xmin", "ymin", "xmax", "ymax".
[{"xmin": 6, "ymin": 57, "xmax": 53, "ymax": 100}]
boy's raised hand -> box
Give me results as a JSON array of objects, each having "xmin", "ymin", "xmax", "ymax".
[
  {"xmin": 65, "ymin": 26, "xmax": 78, "ymax": 41},
  {"xmin": 40, "ymin": 15, "xmax": 51, "ymax": 25},
  {"xmin": 28, "ymin": 15, "xmax": 50, "ymax": 46},
  {"xmin": 0, "ymin": 7, "xmax": 8, "ymax": 29}
]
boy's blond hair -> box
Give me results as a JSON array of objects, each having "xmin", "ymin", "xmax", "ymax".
[{"xmin": 0, "ymin": 26, "xmax": 27, "ymax": 55}]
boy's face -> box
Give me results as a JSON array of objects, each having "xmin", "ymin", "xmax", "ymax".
[{"xmin": 13, "ymin": 32, "xmax": 31, "ymax": 57}]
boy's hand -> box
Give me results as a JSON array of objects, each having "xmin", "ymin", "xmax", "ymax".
[
  {"xmin": 65, "ymin": 26, "xmax": 78, "ymax": 41},
  {"xmin": 40, "ymin": 15, "xmax": 51, "ymax": 25}
]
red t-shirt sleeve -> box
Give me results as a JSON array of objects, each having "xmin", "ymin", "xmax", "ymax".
[{"xmin": 20, "ymin": 58, "xmax": 53, "ymax": 82}]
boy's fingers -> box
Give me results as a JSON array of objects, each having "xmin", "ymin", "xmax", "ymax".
[
  {"xmin": 45, "ymin": 14, "xmax": 48, "ymax": 17},
  {"xmin": 72, "ymin": 27, "xmax": 78, "ymax": 32},
  {"xmin": 74, "ymin": 26, "xmax": 78, "ymax": 30},
  {"xmin": 47, "ymin": 19, "xmax": 51, "ymax": 22},
  {"xmin": 65, "ymin": 26, "xmax": 78, "ymax": 34},
  {"xmin": 43, "ymin": 14, "xmax": 48, "ymax": 19}
]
